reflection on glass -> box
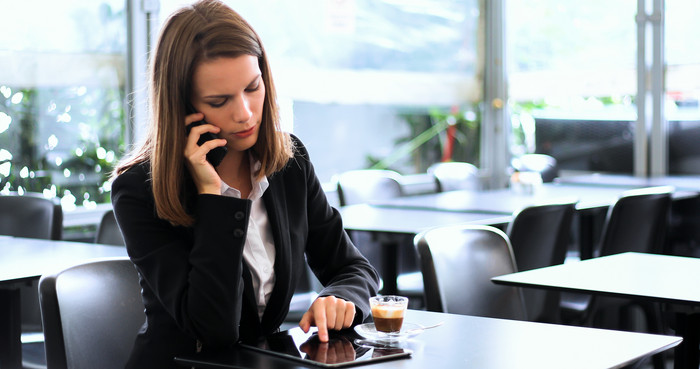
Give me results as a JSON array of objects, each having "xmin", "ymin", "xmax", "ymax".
[
  {"xmin": 299, "ymin": 334, "xmax": 358, "ymax": 364},
  {"xmin": 243, "ymin": 327, "xmax": 410, "ymax": 366}
]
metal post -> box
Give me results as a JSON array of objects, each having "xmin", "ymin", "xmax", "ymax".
[
  {"xmin": 650, "ymin": 0, "xmax": 666, "ymax": 176},
  {"xmin": 635, "ymin": 0, "xmax": 649, "ymax": 177},
  {"xmin": 481, "ymin": 0, "xmax": 509, "ymax": 189},
  {"xmin": 635, "ymin": 0, "xmax": 666, "ymax": 177},
  {"xmin": 126, "ymin": 0, "xmax": 160, "ymax": 146}
]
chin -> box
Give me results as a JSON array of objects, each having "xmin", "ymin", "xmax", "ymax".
[{"xmin": 229, "ymin": 133, "xmax": 259, "ymax": 153}]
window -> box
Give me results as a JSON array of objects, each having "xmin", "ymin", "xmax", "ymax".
[
  {"xmin": 507, "ymin": 1, "xmax": 700, "ymax": 176},
  {"xmin": 158, "ymin": 0, "xmax": 481, "ymax": 181},
  {"xmin": 665, "ymin": 0, "xmax": 700, "ymax": 174},
  {"xmin": 0, "ymin": 1, "xmax": 127, "ymax": 210},
  {"xmin": 507, "ymin": 1, "xmax": 638, "ymax": 173}
]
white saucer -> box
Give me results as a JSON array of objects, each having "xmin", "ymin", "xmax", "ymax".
[{"xmin": 353, "ymin": 322, "xmax": 423, "ymax": 342}]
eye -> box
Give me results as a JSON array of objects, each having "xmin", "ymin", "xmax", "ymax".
[
  {"xmin": 207, "ymin": 98, "xmax": 227, "ymax": 108},
  {"xmin": 245, "ymin": 78, "xmax": 261, "ymax": 93}
]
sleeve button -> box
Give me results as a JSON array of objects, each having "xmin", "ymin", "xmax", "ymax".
[
  {"xmin": 234, "ymin": 211, "xmax": 245, "ymax": 221},
  {"xmin": 233, "ymin": 229, "xmax": 245, "ymax": 238}
]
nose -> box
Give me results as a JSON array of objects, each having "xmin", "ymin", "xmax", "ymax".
[{"xmin": 230, "ymin": 95, "xmax": 252, "ymax": 124}]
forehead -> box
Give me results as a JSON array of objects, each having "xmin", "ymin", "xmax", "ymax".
[{"xmin": 192, "ymin": 55, "xmax": 261, "ymax": 92}]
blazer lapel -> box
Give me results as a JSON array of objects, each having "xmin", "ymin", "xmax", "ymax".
[
  {"xmin": 260, "ymin": 175, "xmax": 294, "ymax": 330},
  {"xmin": 240, "ymin": 262, "xmax": 259, "ymax": 317}
]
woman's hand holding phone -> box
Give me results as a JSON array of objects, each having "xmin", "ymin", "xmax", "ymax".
[{"xmin": 184, "ymin": 113, "xmax": 227, "ymax": 195}]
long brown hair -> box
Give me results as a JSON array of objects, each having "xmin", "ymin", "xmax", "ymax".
[{"xmin": 114, "ymin": 0, "xmax": 293, "ymax": 226}]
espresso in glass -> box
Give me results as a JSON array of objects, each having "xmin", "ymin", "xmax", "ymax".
[{"xmin": 370, "ymin": 295, "xmax": 408, "ymax": 333}]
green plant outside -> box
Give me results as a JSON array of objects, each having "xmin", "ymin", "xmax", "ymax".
[
  {"xmin": 0, "ymin": 85, "xmax": 125, "ymax": 208},
  {"xmin": 369, "ymin": 106, "xmax": 481, "ymax": 173}
]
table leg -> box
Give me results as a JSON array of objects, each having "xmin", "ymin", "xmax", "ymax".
[
  {"xmin": 380, "ymin": 240, "xmax": 399, "ymax": 295},
  {"xmin": 0, "ymin": 288, "xmax": 23, "ymax": 369},
  {"xmin": 578, "ymin": 208, "xmax": 607, "ymax": 260},
  {"xmin": 673, "ymin": 312, "xmax": 700, "ymax": 369},
  {"xmin": 578, "ymin": 211, "xmax": 594, "ymax": 260}
]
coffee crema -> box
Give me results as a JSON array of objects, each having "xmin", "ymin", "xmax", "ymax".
[{"xmin": 371, "ymin": 305, "xmax": 405, "ymax": 333}]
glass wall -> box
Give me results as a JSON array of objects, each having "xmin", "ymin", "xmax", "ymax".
[
  {"xmin": 158, "ymin": 0, "xmax": 482, "ymax": 182},
  {"xmin": 507, "ymin": 1, "xmax": 700, "ymax": 176},
  {"xmin": 0, "ymin": 0, "xmax": 127, "ymax": 210},
  {"xmin": 665, "ymin": 0, "xmax": 700, "ymax": 174},
  {"xmin": 506, "ymin": 1, "xmax": 638, "ymax": 173},
  {"xmin": 5, "ymin": 1, "xmax": 697, "ymax": 215}
]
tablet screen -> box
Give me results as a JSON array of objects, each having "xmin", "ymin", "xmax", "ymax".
[{"xmin": 240, "ymin": 327, "xmax": 411, "ymax": 368}]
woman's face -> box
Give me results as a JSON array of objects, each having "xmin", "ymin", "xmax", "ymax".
[{"xmin": 190, "ymin": 55, "xmax": 265, "ymax": 154}]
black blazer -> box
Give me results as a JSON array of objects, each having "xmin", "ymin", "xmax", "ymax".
[{"xmin": 111, "ymin": 136, "xmax": 380, "ymax": 368}]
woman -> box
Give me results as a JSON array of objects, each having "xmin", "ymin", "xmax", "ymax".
[{"xmin": 111, "ymin": 0, "xmax": 380, "ymax": 367}]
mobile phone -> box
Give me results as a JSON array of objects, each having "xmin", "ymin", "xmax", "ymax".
[{"xmin": 185, "ymin": 120, "xmax": 228, "ymax": 167}]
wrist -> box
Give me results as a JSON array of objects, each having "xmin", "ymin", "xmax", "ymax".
[{"xmin": 197, "ymin": 184, "xmax": 220, "ymax": 195}]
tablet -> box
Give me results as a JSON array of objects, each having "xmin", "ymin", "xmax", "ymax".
[{"xmin": 239, "ymin": 327, "xmax": 412, "ymax": 368}]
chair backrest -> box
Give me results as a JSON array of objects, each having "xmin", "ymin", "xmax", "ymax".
[
  {"xmin": 585, "ymin": 187, "xmax": 672, "ymax": 339},
  {"xmin": 335, "ymin": 169, "xmax": 403, "ymax": 206},
  {"xmin": 507, "ymin": 200, "xmax": 577, "ymax": 271},
  {"xmin": 414, "ymin": 224, "xmax": 527, "ymax": 320},
  {"xmin": 0, "ymin": 193, "xmax": 63, "ymax": 240},
  {"xmin": 95, "ymin": 210, "xmax": 125, "ymax": 246},
  {"xmin": 39, "ymin": 257, "xmax": 145, "ymax": 369},
  {"xmin": 511, "ymin": 154, "xmax": 559, "ymax": 183},
  {"xmin": 598, "ymin": 186, "xmax": 673, "ymax": 257},
  {"xmin": 427, "ymin": 161, "xmax": 480, "ymax": 192},
  {"xmin": 506, "ymin": 200, "xmax": 577, "ymax": 322}
]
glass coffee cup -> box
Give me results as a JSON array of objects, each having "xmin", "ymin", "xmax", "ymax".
[{"xmin": 370, "ymin": 295, "xmax": 408, "ymax": 333}]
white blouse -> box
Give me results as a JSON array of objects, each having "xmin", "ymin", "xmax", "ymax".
[{"xmin": 220, "ymin": 159, "xmax": 275, "ymax": 319}]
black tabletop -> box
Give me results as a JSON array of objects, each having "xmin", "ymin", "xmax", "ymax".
[{"xmin": 176, "ymin": 309, "xmax": 681, "ymax": 369}]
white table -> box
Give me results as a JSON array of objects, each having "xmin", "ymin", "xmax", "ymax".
[
  {"xmin": 493, "ymin": 252, "xmax": 700, "ymax": 369},
  {"xmin": 339, "ymin": 205, "xmax": 511, "ymax": 295}
]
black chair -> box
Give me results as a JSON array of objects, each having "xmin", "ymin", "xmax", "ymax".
[
  {"xmin": 586, "ymin": 186, "xmax": 673, "ymax": 325},
  {"xmin": 561, "ymin": 186, "xmax": 673, "ymax": 369},
  {"xmin": 511, "ymin": 154, "xmax": 559, "ymax": 183},
  {"xmin": 414, "ymin": 224, "xmax": 527, "ymax": 320},
  {"xmin": 94, "ymin": 210, "xmax": 125, "ymax": 246},
  {"xmin": 506, "ymin": 199, "xmax": 577, "ymax": 323},
  {"xmin": 0, "ymin": 193, "xmax": 63, "ymax": 368},
  {"xmin": 427, "ymin": 161, "xmax": 480, "ymax": 192},
  {"xmin": 597, "ymin": 186, "xmax": 673, "ymax": 257},
  {"xmin": 38, "ymin": 257, "xmax": 145, "ymax": 369},
  {"xmin": 0, "ymin": 193, "xmax": 62, "ymax": 241}
]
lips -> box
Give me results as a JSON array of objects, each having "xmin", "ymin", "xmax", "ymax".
[{"xmin": 233, "ymin": 125, "xmax": 256, "ymax": 138}]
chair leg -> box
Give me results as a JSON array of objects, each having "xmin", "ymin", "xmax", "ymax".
[{"xmin": 641, "ymin": 303, "xmax": 667, "ymax": 369}]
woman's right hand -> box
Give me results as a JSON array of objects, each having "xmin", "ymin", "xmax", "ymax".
[
  {"xmin": 299, "ymin": 336, "xmax": 355, "ymax": 364},
  {"xmin": 184, "ymin": 113, "xmax": 227, "ymax": 195}
]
